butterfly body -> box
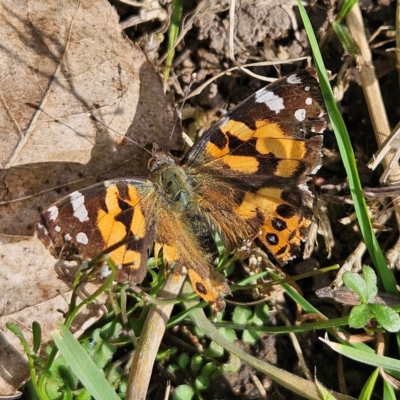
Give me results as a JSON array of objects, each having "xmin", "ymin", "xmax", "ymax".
[{"xmin": 36, "ymin": 68, "xmax": 327, "ymax": 311}]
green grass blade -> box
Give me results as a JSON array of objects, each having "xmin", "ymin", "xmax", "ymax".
[
  {"xmin": 53, "ymin": 325, "xmax": 120, "ymax": 400},
  {"xmin": 321, "ymin": 338, "xmax": 400, "ymax": 371},
  {"xmin": 358, "ymin": 368, "xmax": 379, "ymax": 399},
  {"xmin": 296, "ymin": 0, "xmax": 397, "ymax": 294},
  {"xmin": 163, "ymin": 0, "xmax": 182, "ymax": 82}
]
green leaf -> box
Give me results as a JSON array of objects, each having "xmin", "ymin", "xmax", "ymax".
[
  {"xmin": 348, "ymin": 304, "xmax": 374, "ymax": 328},
  {"xmin": 32, "ymin": 321, "xmax": 42, "ymax": 355},
  {"xmin": 383, "ymin": 378, "xmax": 397, "ymax": 399},
  {"xmin": 242, "ymin": 329, "xmax": 260, "ymax": 344},
  {"xmin": 190, "ymin": 354, "xmax": 203, "ymax": 372},
  {"xmin": 321, "ymin": 339, "xmax": 400, "ymax": 371},
  {"xmin": 332, "ymin": 21, "xmax": 361, "ymax": 57},
  {"xmin": 178, "ymin": 353, "xmax": 190, "ymax": 369},
  {"xmin": 200, "ymin": 362, "xmax": 218, "ymax": 376},
  {"xmin": 53, "ymin": 325, "xmax": 120, "ymax": 400},
  {"xmin": 163, "ymin": 0, "xmax": 182, "ymax": 82},
  {"xmin": 221, "ymin": 354, "xmax": 241, "ymax": 373},
  {"xmin": 315, "ymin": 378, "xmax": 338, "ymax": 399},
  {"xmin": 83, "ymin": 328, "xmax": 117, "ymax": 369},
  {"xmin": 343, "ymin": 272, "xmax": 367, "ymax": 302},
  {"xmin": 232, "ymin": 306, "xmax": 252, "ymax": 325},
  {"xmin": 168, "ymin": 364, "xmax": 180, "ymax": 373},
  {"xmin": 173, "ymin": 384, "xmax": 195, "ymax": 400},
  {"xmin": 194, "ymin": 375, "xmax": 209, "ymax": 391},
  {"xmin": 75, "ymin": 388, "xmax": 92, "ymax": 400},
  {"xmin": 336, "ymin": 0, "xmax": 358, "ymax": 22},
  {"xmin": 204, "ymin": 340, "xmax": 224, "ymax": 359},
  {"xmin": 370, "ymin": 304, "xmax": 400, "ymax": 332},
  {"xmin": 6, "ymin": 323, "xmax": 31, "ymax": 355},
  {"xmin": 217, "ymin": 327, "xmax": 236, "ymax": 342},
  {"xmin": 362, "ymin": 266, "xmax": 378, "ymax": 302},
  {"xmin": 250, "ymin": 304, "xmax": 270, "ymax": 325},
  {"xmin": 358, "ymin": 368, "xmax": 379, "ymax": 398}
]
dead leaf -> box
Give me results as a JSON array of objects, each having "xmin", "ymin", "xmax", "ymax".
[{"xmin": 0, "ymin": 0, "xmax": 180, "ymax": 394}]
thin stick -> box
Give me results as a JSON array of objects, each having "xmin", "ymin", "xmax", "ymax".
[
  {"xmin": 346, "ymin": 2, "xmax": 400, "ymax": 231},
  {"xmin": 126, "ymin": 269, "xmax": 187, "ymax": 400}
]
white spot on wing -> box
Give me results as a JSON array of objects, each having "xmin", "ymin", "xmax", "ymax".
[
  {"xmin": 47, "ymin": 206, "xmax": 59, "ymax": 221},
  {"xmin": 70, "ymin": 191, "xmax": 89, "ymax": 222},
  {"xmin": 304, "ymin": 86, "xmax": 310, "ymax": 92},
  {"xmin": 305, "ymin": 98, "xmax": 312, "ymax": 105},
  {"xmin": 55, "ymin": 226, "xmax": 61, "ymax": 232},
  {"xmin": 294, "ymin": 109, "xmax": 306, "ymax": 121},
  {"xmin": 311, "ymin": 125, "xmax": 326, "ymax": 133},
  {"xmin": 287, "ymin": 74, "xmax": 302, "ymax": 84},
  {"xmin": 76, "ymin": 232, "xmax": 89, "ymax": 245},
  {"xmin": 64, "ymin": 233, "xmax": 72, "ymax": 241},
  {"xmin": 255, "ymin": 90, "xmax": 284, "ymax": 113}
]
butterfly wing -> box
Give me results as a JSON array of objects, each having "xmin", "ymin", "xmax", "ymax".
[
  {"xmin": 36, "ymin": 178, "xmax": 156, "ymax": 282},
  {"xmin": 182, "ymin": 68, "xmax": 327, "ymax": 264}
]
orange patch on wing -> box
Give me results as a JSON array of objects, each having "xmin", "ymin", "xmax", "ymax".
[
  {"xmin": 154, "ymin": 242, "xmax": 178, "ymax": 266},
  {"xmin": 111, "ymin": 247, "xmax": 142, "ymax": 269},
  {"xmin": 162, "ymin": 243, "xmax": 178, "ymax": 265},
  {"xmin": 259, "ymin": 214, "xmax": 310, "ymax": 264},
  {"xmin": 253, "ymin": 121, "xmax": 286, "ymax": 139},
  {"xmin": 236, "ymin": 187, "xmax": 284, "ymax": 219},
  {"xmin": 97, "ymin": 186, "xmax": 144, "ymax": 267},
  {"xmin": 275, "ymin": 159, "xmax": 300, "ymax": 178},
  {"xmin": 220, "ymin": 119, "xmax": 254, "ymax": 140},
  {"xmin": 187, "ymin": 268, "xmax": 226, "ymax": 312},
  {"xmin": 98, "ymin": 186, "xmax": 126, "ymax": 246},
  {"xmin": 205, "ymin": 140, "xmax": 229, "ymax": 159},
  {"xmin": 222, "ymin": 155, "xmax": 259, "ymax": 173},
  {"xmin": 127, "ymin": 186, "xmax": 146, "ymax": 238},
  {"xmin": 256, "ymin": 137, "xmax": 306, "ymax": 159}
]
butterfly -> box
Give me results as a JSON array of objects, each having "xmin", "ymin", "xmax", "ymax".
[{"xmin": 36, "ymin": 68, "xmax": 327, "ymax": 311}]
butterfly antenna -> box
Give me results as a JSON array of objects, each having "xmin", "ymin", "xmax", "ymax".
[
  {"xmin": 169, "ymin": 72, "xmax": 197, "ymax": 142},
  {"xmin": 25, "ymin": 102, "xmax": 152, "ymax": 156},
  {"xmin": 88, "ymin": 114, "xmax": 152, "ymax": 156}
]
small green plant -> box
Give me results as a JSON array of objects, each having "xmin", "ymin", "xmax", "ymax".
[
  {"xmin": 343, "ymin": 266, "xmax": 400, "ymax": 332},
  {"xmin": 167, "ymin": 326, "xmax": 241, "ymax": 400}
]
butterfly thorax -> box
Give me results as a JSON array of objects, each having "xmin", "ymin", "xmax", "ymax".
[{"xmin": 148, "ymin": 150, "xmax": 194, "ymax": 213}]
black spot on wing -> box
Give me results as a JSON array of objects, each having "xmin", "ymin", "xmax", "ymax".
[
  {"xmin": 276, "ymin": 204, "xmax": 296, "ymax": 219},
  {"xmin": 266, "ymin": 232, "xmax": 279, "ymax": 245},
  {"xmin": 196, "ymin": 282, "xmax": 207, "ymax": 294},
  {"xmin": 209, "ymin": 129, "xmax": 228, "ymax": 149},
  {"xmin": 272, "ymin": 217, "xmax": 287, "ymax": 231}
]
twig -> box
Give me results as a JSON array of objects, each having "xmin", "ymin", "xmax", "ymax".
[
  {"xmin": 346, "ymin": 3, "xmax": 400, "ymax": 232},
  {"xmin": 125, "ymin": 268, "xmax": 187, "ymax": 400}
]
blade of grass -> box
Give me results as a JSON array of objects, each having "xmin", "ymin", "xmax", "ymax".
[
  {"xmin": 297, "ymin": 0, "xmax": 397, "ymax": 294},
  {"xmin": 163, "ymin": 0, "xmax": 182, "ymax": 82},
  {"xmin": 180, "ymin": 281, "xmax": 354, "ymax": 400},
  {"xmin": 53, "ymin": 325, "xmax": 120, "ymax": 400},
  {"xmin": 320, "ymin": 338, "xmax": 400, "ymax": 371}
]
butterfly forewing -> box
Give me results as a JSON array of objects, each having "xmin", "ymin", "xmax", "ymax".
[{"xmin": 36, "ymin": 179, "xmax": 156, "ymax": 282}]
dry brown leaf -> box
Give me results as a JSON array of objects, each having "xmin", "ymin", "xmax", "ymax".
[{"xmin": 0, "ymin": 0, "xmax": 180, "ymax": 394}]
